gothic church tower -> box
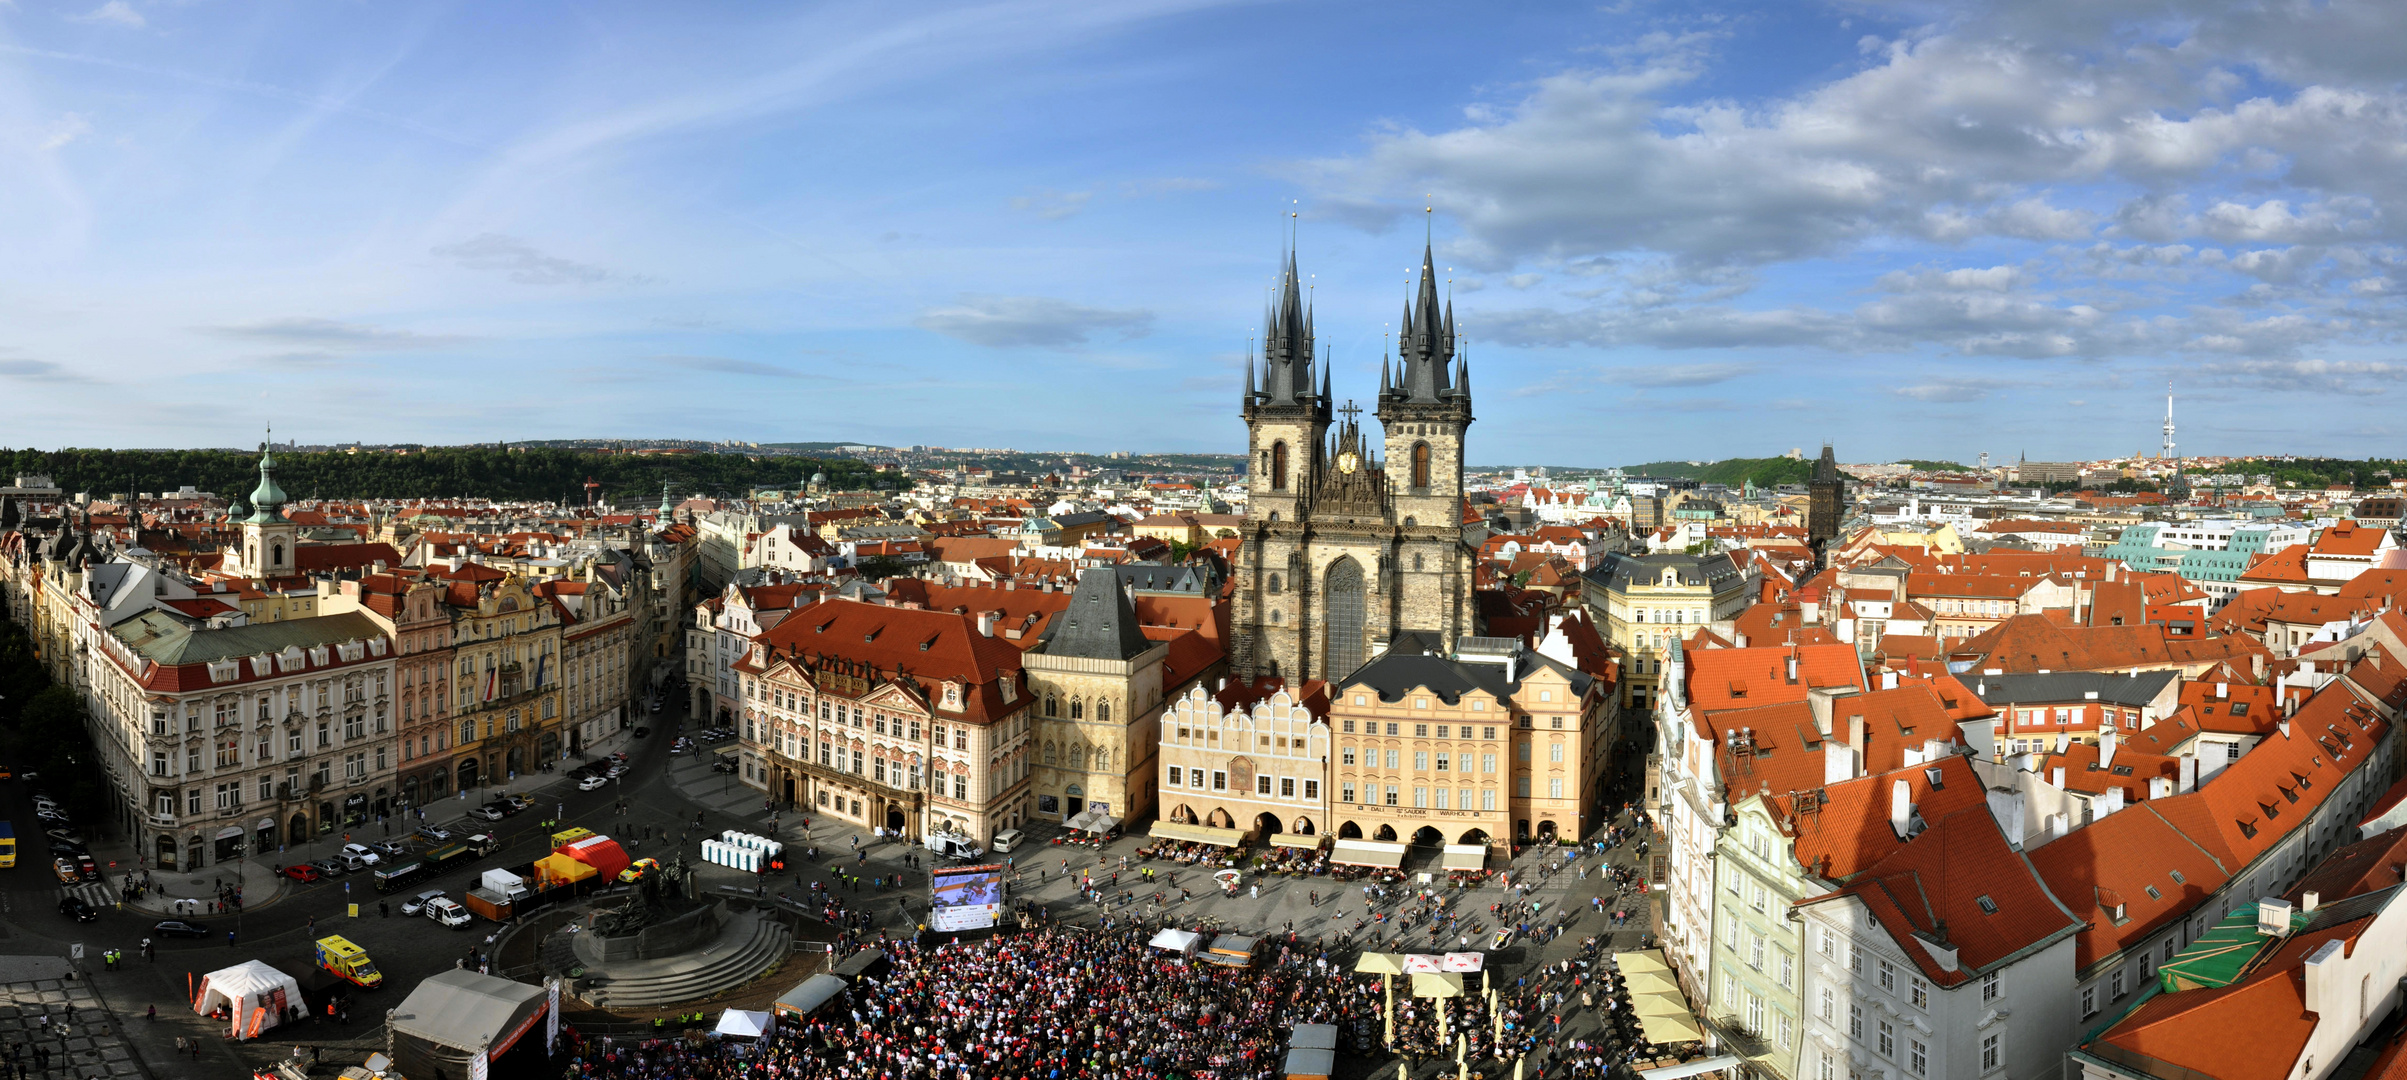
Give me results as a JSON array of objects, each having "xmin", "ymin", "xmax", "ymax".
[{"xmin": 1233, "ymin": 244, "xmax": 1478, "ymax": 683}]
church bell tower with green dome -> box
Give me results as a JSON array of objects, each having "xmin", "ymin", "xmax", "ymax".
[{"xmin": 239, "ymin": 426, "xmax": 299, "ymax": 579}]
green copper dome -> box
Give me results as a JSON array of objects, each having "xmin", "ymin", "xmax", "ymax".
[{"xmin": 246, "ymin": 446, "xmax": 289, "ymax": 523}]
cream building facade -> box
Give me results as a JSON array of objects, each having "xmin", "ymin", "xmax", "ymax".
[{"xmin": 1156, "ymin": 681, "xmax": 1331, "ymax": 839}]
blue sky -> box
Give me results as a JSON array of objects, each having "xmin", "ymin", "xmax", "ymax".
[{"xmin": 6, "ymin": 0, "xmax": 2407, "ymax": 466}]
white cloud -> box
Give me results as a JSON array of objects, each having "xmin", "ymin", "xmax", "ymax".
[
  {"xmin": 209, "ymin": 318, "xmax": 466, "ymax": 351},
  {"xmin": 914, "ymin": 294, "xmax": 1152, "ymax": 348},
  {"xmin": 70, "ymin": 1, "xmax": 144, "ymax": 28},
  {"xmin": 40, "ymin": 113, "xmax": 91, "ymax": 151},
  {"xmin": 431, "ymin": 234, "xmax": 621, "ymax": 286},
  {"xmin": 1893, "ymin": 378, "xmax": 2006, "ymax": 403},
  {"xmin": 1009, "ymin": 190, "xmax": 1092, "ymax": 220}
]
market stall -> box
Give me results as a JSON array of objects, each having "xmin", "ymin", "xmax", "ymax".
[
  {"xmin": 1149, "ymin": 821, "xmax": 1243, "ymax": 847},
  {"xmin": 1439, "ymin": 844, "xmax": 1487, "ymax": 871}
]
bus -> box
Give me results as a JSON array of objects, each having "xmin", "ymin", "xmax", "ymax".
[{"xmin": 0, "ymin": 822, "xmax": 14, "ymax": 869}]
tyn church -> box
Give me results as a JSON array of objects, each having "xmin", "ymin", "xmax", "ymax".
[{"xmin": 1232, "ymin": 244, "xmax": 1482, "ymax": 683}]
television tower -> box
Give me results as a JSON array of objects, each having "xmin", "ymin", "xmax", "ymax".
[{"xmin": 2160, "ymin": 382, "xmax": 2176, "ymax": 462}]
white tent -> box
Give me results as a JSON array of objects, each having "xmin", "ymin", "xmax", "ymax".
[
  {"xmin": 194, "ymin": 961, "xmax": 304, "ymax": 1040},
  {"xmin": 1149, "ymin": 928, "xmax": 1203, "ymax": 955},
  {"xmin": 715, "ymin": 1010, "xmax": 773, "ymax": 1039}
]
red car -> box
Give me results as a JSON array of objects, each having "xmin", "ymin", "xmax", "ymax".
[{"xmin": 280, "ymin": 864, "xmax": 322, "ymax": 883}]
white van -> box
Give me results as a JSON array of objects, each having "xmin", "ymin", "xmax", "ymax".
[
  {"xmin": 924, "ymin": 834, "xmax": 985, "ymax": 861},
  {"xmin": 990, "ymin": 829, "xmax": 1023, "ymax": 854},
  {"xmin": 424, "ymin": 897, "xmax": 471, "ymax": 928}
]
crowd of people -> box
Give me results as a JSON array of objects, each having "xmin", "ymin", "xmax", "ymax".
[{"xmin": 554, "ymin": 925, "xmax": 1376, "ymax": 1080}]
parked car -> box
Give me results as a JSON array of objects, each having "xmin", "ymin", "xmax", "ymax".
[
  {"xmin": 415, "ymin": 824, "xmax": 455, "ymax": 843},
  {"xmin": 632, "ymin": 727, "xmax": 650, "ymax": 738},
  {"xmin": 51, "ymin": 858, "xmax": 78, "ymax": 883},
  {"xmin": 280, "ymin": 864, "xmax": 322, "ymax": 883},
  {"xmin": 604, "ymin": 764, "xmax": 627, "ymax": 778},
  {"xmin": 43, "ymin": 827, "xmax": 85, "ymax": 845},
  {"xmin": 31, "ymin": 796, "xmax": 60, "ymax": 811},
  {"xmin": 504, "ymin": 794, "xmax": 534, "ymax": 811},
  {"xmin": 471, "ymin": 803, "xmax": 508, "ymax": 822},
  {"xmin": 308, "ymin": 858, "xmax": 348, "ymax": 877},
  {"xmin": 399, "ymin": 889, "xmax": 446, "ymax": 916},
  {"xmin": 58, "ymin": 898, "xmax": 97, "ymax": 922},
  {"xmin": 35, "ymin": 808, "xmax": 71, "ymax": 824},
  {"xmin": 710, "ymin": 759, "xmax": 737, "ymax": 774},
  {"xmin": 578, "ymin": 775, "xmax": 608, "ymax": 791},
  {"xmin": 619, "ymin": 857, "xmax": 661, "ymax": 884},
  {"xmin": 74, "ymin": 854, "xmax": 99, "ymax": 881},
  {"xmin": 152, "ymin": 919, "xmax": 211, "ymax": 939},
  {"xmin": 339, "ymin": 843, "xmax": 382, "ymax": 867},
  {"xmin": 424, "ymin": 897, "xmax": 471, "ymax": 928},
  {"xmin": 369, "ymin": 840, "xmax": 409, "ymax": 858},
  {"xmin": 47, "ymin": 839, "xmax": 87, "ymax": 857}
]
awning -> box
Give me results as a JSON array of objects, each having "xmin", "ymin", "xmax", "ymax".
[
  {"xmin": 1353, "ymin": 952, "xmax": 1406, "ymax": 975},
  {"xmin": 714, "ymin": 1010, "xmax": 773, "ymax": 1039},
  {"xmin": 1289, "ymin": 1023, "xmax": 1339, "ymax": 1050},
  {"xmin": 1440, "ymin": 953, "xmax": 1485, "ymax": 972},
  {"xmin": 1631, "ymin": 992, "xmax": 1692, "ymax": 1017},
  {"xmin": 1624, "ymin": 970, "xmax": 1682, "ymax": 996},
  {"xmin": 1269, "ymin": 833, "xmax": 1325, "ymax": 850},
  {"xmin": 1149, "ymin": 929, "xmax": 1202, "ymax": 954},
  {"xmin": 1402, "ymin": 954, "xmax": 1442, "ymax": 974},
  {"xmin": 1283, "ymin": 1047, "xmax": 1336, "ymax": 1079},
  {"xmin": 214, "ymin": 826, "xmax": 244, "ymax": 840},
  {"xmin": 533, "ymin": 853, "xmax": 596, "ymax": 887},
  {"xmin": 1637, "ymin": 1012, "xmax": 1705, "ymax": 1044},
  {"xmin": 1440, "ymin": 843, "xmax": 1487, "ymax": 870},
  {"xmin": 1615, "ymin": 949, "xmax": 1674, "ymax": 975},
  {"xmin": 344, "ymin": 794, "xmax": 367, "ymax": 808},
  {"xmin": 255, "ymin": 817, "xmax": 276, "ymax": 831},
  {"xmin": 1638, "ymin": 1056, "xmax": 1744, "ymax": 1080},
  {"xmin": 1150, "ymin": 822, "xmax": 1242, "ymax": 847},
  {"xmin": 1409, "ymin": 972, "xmax": 1465, "ymax": 998},
  {"xmin": 1330, "ymin": 838, "xmax": 1407, "ymax": 868},
  {"xmin": 1282, "ymin": 1047, "xmax": 1336, "ymax": 1079}
]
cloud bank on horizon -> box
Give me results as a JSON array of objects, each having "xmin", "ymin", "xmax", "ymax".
[{"xmin": 3, "ymin": 0, "xmax": 2405, "ymax": 464}]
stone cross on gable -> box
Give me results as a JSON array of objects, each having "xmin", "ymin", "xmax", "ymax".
[{"xmin": 1336, "ymin": 400, "xmax": 1362, "ymax": 426}]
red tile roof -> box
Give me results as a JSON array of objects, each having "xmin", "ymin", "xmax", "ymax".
[
  {"xmin": 1681, "ymin": 645, "xmax": 1869, "ymax": 732},
  {"xmin": 1801, "ymin": 804, "xmax": 2080, "ymax": 986}
]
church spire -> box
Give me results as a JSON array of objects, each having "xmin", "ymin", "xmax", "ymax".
[{"xmin": 246, "ymin": 424, "xmax": 289, "ymax": 524}]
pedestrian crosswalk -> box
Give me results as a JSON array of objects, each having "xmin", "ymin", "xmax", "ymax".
[{"xmin": 58, "ymin": 882, "xmax": 117, "ymax": 908}]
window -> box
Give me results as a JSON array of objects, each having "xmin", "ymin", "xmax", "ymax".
[
  {"xmin": 1412, "ymin": 786, "xmax": 1428, "ymax": 807},
  {"xmin": 1386, "ymin": 749, "xmax": 1400, "ymax": 769},
  {"xmin": 1302, "ymin": 779, "xmax": 1318, "ymax": 800},
  {"xmin": 2081, "ymin": 985, "xmax": 2096, "ymax": 1018},
  {"xmin": 1982, "ymin": 972, "xmax": 2001, "ymax": 1002},
  {"xmin": 1412, "ymin": 442, "xmax": 1431, "ymax": 488},
  {"xmin": 1211, "ymin": 771, "xmax": 1226, "ymax": 791},
  {"xmin": 1257, "ymin": 774, "xmax": 1273, "ymax": 795},
  {"xmin": 1878, "ymin": 959, "xmax": 1896, "ymax": 992},
  {"xmin": 1548, "ymin": 778, "xmax": 1564, "ymax": 799},
  {"xmin": 1480, "ymin": 788, "xmax": 1496, "ymax": 811},
  {"xmin": 1549, "ymin": 742, "xmax": 1564, "ymax": 763},
  {"xmin": 1342, "ymin": 746, "xmax": 1357, "ymax": 766},
  {"xmin": 1818, "ymin": 987, "xmax": 1834, "ymax": 1021},
  {"xmin": 2112, "ymin": 969, "xmax": 2125, "ymax": 998},
  {"xmin": 1911, "ymin": 977, "xmax": 1929, "ymax": 1009},
  {"xmin": 1269, "ymin": 441, "xmax": 1289, "ymax": 491},
  {"xmin": 1435, "ymin": 753, "xmax": 1450, "ymax": 771},
  {"xmin": 1517, "ymin": 777, "xmax": 1531, "ymax": 797},
  {"xmin": 188, "ymin": 788, "xmax": 203, "ymax": 815},
  {"xmin": 1384, "ymin": 785, "xmax": 1399, "ymax": 806},
  {"xmin": 1981, "ymin": 1032, "xmax": 2000, "ymax": 1073},
  {"xmin": 1341, "ymin": 782, "xmax": 1356, "ymax": 803},
  {"xmin": 1780, "ymin": 952, "xmax": 1795, "ymax": 989},
  {"xmin": 1818, "ymin": 927, "xmax": 1835, "ymax": 958},
  {"xmin": 1877, "ymin": 1019, "xmax": 1893, "ymax": 1058},
  {"xmin": 1848, "ymin": 1003, "xmax": 1862, "ymax": 1040},
  {"xmin": 1414, "ymin": 751, "xmax": 1429, "ymax": 770},
  {"xmin": 1777, "ymin": 1013, "xmax": 1793, "ymax": 1049},
  {"xmin": 1481, "ymin": 753, "xmax": 1497, "ymax": 774},
  {"xmin": 1909, "ymin": 1039, "xmax": 1927, "ymax": 1077}
]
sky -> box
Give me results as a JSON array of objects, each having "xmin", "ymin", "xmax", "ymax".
[{"xmin": 6, "ymin": 0, "xmax": 2407, "ymax": 466}]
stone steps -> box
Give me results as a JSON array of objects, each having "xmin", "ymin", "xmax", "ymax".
[{"xmin": 577, "ymin": 909, "xmax": 792, "ymax": 1007}]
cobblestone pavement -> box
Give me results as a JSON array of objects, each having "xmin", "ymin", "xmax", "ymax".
[{"xmin": 0, "ymin": 957, "xmax": 149, "ymax": 1080}]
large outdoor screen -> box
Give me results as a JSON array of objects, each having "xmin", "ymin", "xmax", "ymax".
[{"xmin": 928, "ymin": 864, "xmax": 1005, "ymax": 932}]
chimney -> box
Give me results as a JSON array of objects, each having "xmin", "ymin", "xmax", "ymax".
[
  {"xmin": 1848, "ymin": 713, "xmax": 1867, "ymax": 762},
  {"xmin": 976, "ymin": 611, "xmax": 997, "ymax": 637},
  {"xmin": 1825, "ymin": 742, "xmax": 1854, "ymax": 784},
  {"xmin": 2216, "ymin": 682, "xmax": 2229, "ymax": 700},
  {"xmin": 2178, "ymin": 754, "xmax": 2198, "ymax": 793},
  {"xmin": 1889, "ymin": 779, "xmax": 1914, "ymax": 840},
  {"xmin": 2303, "ymin": 890, "xmax": 2321, "ymax": 913},
  {"xmin": 2148, "ymin": 776, "xmax": 2172, "ymax": 799},
  {"xmin": 2303, "ymin": 938, "xmax": 2345, "ymax": 1017},
  {"xmin": 2051, "ymin": 766, "xmax": 2066, "ymax": 789},
  {"xmin": 2099, "ymin": 728, "xmax": 2118, "ymax": 771},
  {"xmin": 1882, "ymin": 670, "xmax": 1899, "ymax": 691},
  {"xmin": 1786, "ymin": 656, "xmax": 1800, "ymax": 683},
  {"xmin": 1734, "ymin": 631, "xmax": 1748, "ymax": 649},
  {"xmin": 2258, "ymin": 897, "xmax": 2295, "ymax": 935}
]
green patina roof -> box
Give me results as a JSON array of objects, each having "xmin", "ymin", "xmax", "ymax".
[
  {"xmin": 2157, "ymin": 902, "xmax": 2313, "ymax": 993},
  {"xmin": 116, "ymin": 610, "xmax": 386, "ymax": 668},
  {"xmin": 245, "ymin": 448, "xmax": 289, "ymax": 524}
]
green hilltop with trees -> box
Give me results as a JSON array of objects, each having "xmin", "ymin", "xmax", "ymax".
[
  {"xmin": 1622, "ymin": 456, "xmax": 1816, "ymax": 488},
  {"xmin": 0, "ymin": 446, "xmax": 901, "ymax": 504}
]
